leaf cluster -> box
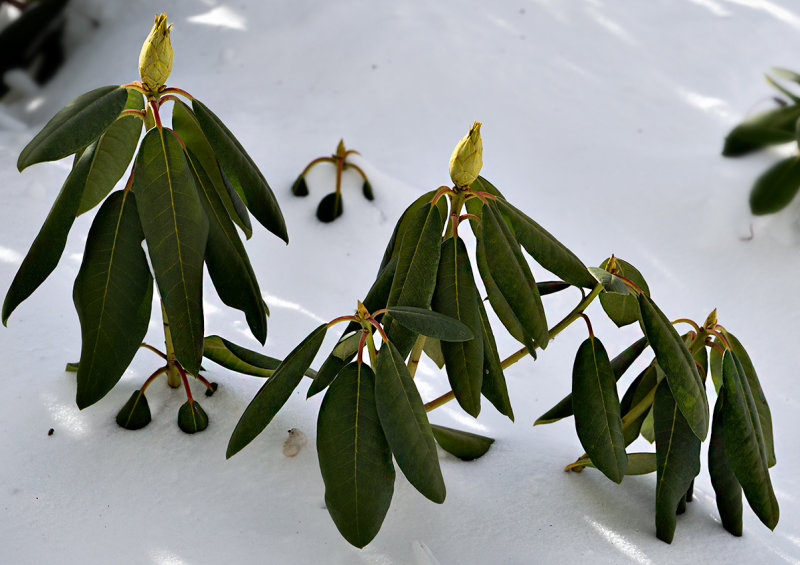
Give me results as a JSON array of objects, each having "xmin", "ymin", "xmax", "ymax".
[{"xmin": 723, "ymin": 68, "xmax": 800, "ymax": 215}]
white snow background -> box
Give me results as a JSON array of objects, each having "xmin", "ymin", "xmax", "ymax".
[{"xmin": 1, "ymin": 0, "xmax": 799, "ymax": 563}]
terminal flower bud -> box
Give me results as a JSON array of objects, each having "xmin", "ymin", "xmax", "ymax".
[
  {"xmin": 138, "ymin": 13, "xmax": 173, "ymax": 93},
  {"xmin": 449, "ymin": 121, "xmax": 483, "ymax": 188}
]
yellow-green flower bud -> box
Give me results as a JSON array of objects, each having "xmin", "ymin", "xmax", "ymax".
[
  {"xmin": 139, "ymin": 13, "xmax": 173, "ymax": 93},
  {"xmin": 448, "ymin": 121, "xmax": 483, "ymax": 189}
]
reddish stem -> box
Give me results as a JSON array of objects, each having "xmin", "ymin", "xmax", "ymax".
[
  {"xmin": 149, "ymin": 98, "xmax": 163, "ymax": 130},
  {"xmin": 326, "ymin": 315, "xmax": 359, "ymax": 328},
  {"xmin": 357, "ymin": 330, "xmax": 368, "ymax": 365},
  {"xmin": 431, "ymin": 186, "xmax": 454, "ymax": 204},
  {"xmin": 140, "ymin": 366, "xmax": 168, "ymax": 393},
  {"xmin": 368, "ymin": 319, "xmax": 389, "ymax": 344},
  {"xmin": 178, "ymin": 365, "xmax": 194, "ymax": 403},
  {"xmin": 160, "ymin": 87, "xmax": 195, "ymax": 100},
  {"xmin": 580, "ymin": 313, "xmax": 594, "ymax": 339}
]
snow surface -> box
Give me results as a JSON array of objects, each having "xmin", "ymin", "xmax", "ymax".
[{"xmin": 2, "ymin": 0, "xmax": 800, "ymax": 563}]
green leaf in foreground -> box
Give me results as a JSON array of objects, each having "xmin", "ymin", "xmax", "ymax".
[
  {"xmin": 477, "ymin": 299, "xmax": 514, "ymax": 421},
  {"xmin": 386, "ymin": 306, "xmax": 473, "ymax": 342},
  {"xmin": 18, "ymin": 85, "xmax": 129, "ymax": 170},
  {"xmin": 572, "ymin": 336, "xmax": 627, "ymax": 483},
  {"xmin": 227, "ymin": 324, "xmax": 327, "ymax": 458},
  {"xmin": 709, "ymin": 395, "xmax": 743, "ymax": 536},
  {"xmin": 653, "ymin": 380, "xmax": 701, "ymax": 544},
  {"xmin": 749, "ymin": 156, "xmax": 800, "ymax": 215},
  {"xmin": 76, "ymin": 89, "xmax": 144, "ymax": 215},
  {"xmin": 192, "ymin": 99, "xmax": 288, "ymax": 243},
  {"xmin": 431, "ymin": 424, "xmax": 494, "ymax": 461},
  {"xmin": 375, "ymin": 339, "xmax": 445, "ymax": 503},
  {"xmin": 133, "ymin": 127, "xmax": 209, "ymax": 375},
  {"xmin": 638, "ymin": 293, "xmax": 708, "ymax": 441},
  {"xmin": 317, "ymin": 362, "xmax": 394, "ymax": 548},
  {"xmin": 721, "ymin": 351, "xmax": 779, "ymax": 530},
  {"xmin": 432, "ymin": 236, "xmax": 484, "ymax": 418},
  {"xmin": 73, "ymin": 191, "xmax": 153, "ymax": 409},
  {"xmin": 535, "ymin": 336, "xmax": 648, "ymax": 426}
]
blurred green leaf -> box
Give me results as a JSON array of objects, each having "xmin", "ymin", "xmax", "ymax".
[
  {"xmin": 749, "ymin": 156, "xmax": 800, "ymax": 215},
  {"xmin": 227, "ymin": 324, "xmax": 327, "ymax": 458},
  {"xmin": 375, "ymin": 339, "xmax": 445, "ymax": 503},
  {"xmin": 18, "ymin": 85, "xmax": 128, "ymax": 170},
  {"xmin": 291, "ymin": 174, "xmax": 309, "ymax": 196},
  {"xmin": 317, "ymin": 362, "xmax": 394, "ymax": 548},
  {"xmin": 722, "ymin": 104, "xmax": 800, "ymax": 156},
  {"xmin": 74, "ymin": 191, "xmax": 153, "ymax": 409},
  {"xmin": 316, "ymin": 191, "xmax": 343, "ymax": 222}
]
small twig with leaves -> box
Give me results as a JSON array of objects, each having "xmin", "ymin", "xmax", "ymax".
[{"xmin": 291, "ymin": 139, "xmax": 373, "ymax": 222}]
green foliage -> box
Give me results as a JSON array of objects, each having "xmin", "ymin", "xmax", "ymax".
[
  {"xmin": 4, "ymin": 24, "xmax": 287, "ymax": 432},
  {"xmin": 292, "ymin": 139, "xmax": 374, "ymax": 223},
  {"xmin": 723, "ymin": 67, "xmax": 800, "ymax": 215}
]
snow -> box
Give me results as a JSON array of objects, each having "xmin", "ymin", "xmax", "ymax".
[{"xmin": 1, "ymin": 0, "xmax": 800, "ymax": 563}]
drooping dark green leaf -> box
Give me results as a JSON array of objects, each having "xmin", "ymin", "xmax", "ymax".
[
  {"xmin": 386, "ymin": 306, "xmax": 473, "ymax": 342},
  {"xmin": 724, "ymin": 332, "xmax": 775, "ymax": 467},
  {"xmin": 202, "ymin": 335, "xmax": 280, "ymax": 378},
  {"xmin": 481, "ymin": 202, "xmax": 549, "ymax": 348},
  {"xmin": 172, "ymin": 100, "xmax": 252, "ymax": 238},
  {"xmin": 709, "ymin": 395, "xmax": 743, "ymax": 536},
  {"xmin": 494, "ymin": 198, "xmax": 595, "ymax": 289},
  {"xmin": 316, "ymin": 192, "xmax": 344, "ymax": 222},
  {"xmin": 362, "ymin": 180, "xmax": 374, "ymax": 201},
  {"xmin": 535, "ymin": 337, "xmax": 648, "ymax": 426},
  {"xmin": 474, "ymin": 222, "xmax": 536, "ymax": 357},
  {"xmin": 192, "ymin": 99, "xmax": 287, "ymax": 242},
  {"xmin": 721, "ymin": 351, "xmax": 779, "ymax": 530},
  {"xmin": 621, "ymin": 365, "xmax": 660, "ymax": 446},
  {"xmin": 378, "ymin": 190, "xmax": 439, "ymax": 272},
  {"xmin": 73, "ymin": 191, "xmax": 153, "ymax": 409},
  {"xmin": 431, "ymin": 424, "xmax": 494, "ymax": 461},
  {"xmin": 227, "ymin": 324, "xmax": 327, "ymax": 458},
  {"xmin": 18, "ymin": 85, "xmax": 129, "ymax": 170},
  {"xmin": 187, "ymin": 148, "xmax": 266, "ymax": 343},
  {"xmin": 572, "ymin": 336, "xmax": 627, "ymax": 483},
  {"xmin": 374, "ymin": 339, "xmax": 445, "ymax": 503},
  {"xmin": 709, "ymin": 339, "xmax": 723, "ymax": 393},
  {"xmin": 432, "ymin": 237, "xmax": 484, "ymax": 418},
  {"xmin": 178, "ymin": 400, "xmax": 209, "ymax": 434},
  {"xmin": 384, "ymin": 202, "xmax": 444, "ymax": 357},
  {"xmin": 3, "ymin": 137, "xmax": 96, "ymax": 325},
  {"xmin": 477, "ymin": 299, "xmax": 514, "ymax": 421},
  {"xmin": 653, "ymin": 380, "xmax": 701, "ymax": 544},
  {"xmin": 291, "ymin": 174, "xmax": 309, "ymax": 196},
  {"xmin": 133, "ymin": 128, "xmax": 209, "ymax": 375},
  {"xmin": 598, "ymin": 257, "xmax": 649, "ymax": 327},
  {"xmin": 76, "ymin": 89, "xmax": 144, "ymax": 215},
  {"xmin": 722, "ymin": 104, "xmax": 800, "ymax": 157},
  {"xmin": 749, "ymin": 156, "xmax": 800, "ymax": 215},
  {"xmin": 638, "ymin": 293, "xmax": 708, "ymax": 441},
  {"xmin": 116, "ymin": 389, "xmax": 151, "ymax": 430},
  {"xmin": 317, "ymin": 362, "xmax": 395, "ymax": 548}
]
